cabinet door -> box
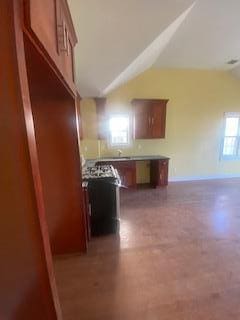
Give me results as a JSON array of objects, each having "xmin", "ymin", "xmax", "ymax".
[
  {"xmin": 24, "ymin": 0, "xmax": 77, "ymax": 92},
  {"xmin": 133, "ymin": 101, "xmax": 151, "ymax": 139},
  {"xmin": 125, "ymin": 168, "xmax": 136, "ymax": 187},
  {"xmin": 57, "ymin": 0, "xmax": 76, "ymax": 88},
  {"xmin": 24, "ymin": 0, "xmax": 58, "ymax": 60},
  {"xmin": 112, "ymin": 161, "xmax": 136, "ymax": 188},
  {"xmin": 150, "ymin": 101, "xmax": 167, "ymax": 138},
  {"xmin": 132, "ymin": 99, "xmax": 168, "ymax": 139}
]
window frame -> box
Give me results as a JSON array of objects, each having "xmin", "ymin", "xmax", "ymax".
[
  {"xmin": 221, "ymin": 112, "xmax": 240, "ymax": 160},
  {"xmin": 108, "ymin": 113, "xmax": 131, "ymax": 147}
]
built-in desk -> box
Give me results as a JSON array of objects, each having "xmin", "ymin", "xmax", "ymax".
[{"xmin": 87, "ymin": 155, "xmax": 170, "ymax": 188}]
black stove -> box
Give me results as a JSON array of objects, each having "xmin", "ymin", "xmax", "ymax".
[{"xmin": 82, "ymin": 165, "xmax": 121, "ymax": 236}]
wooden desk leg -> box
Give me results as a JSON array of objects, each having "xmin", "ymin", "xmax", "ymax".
[{"xmin": 150, "ymin": 160, "xmax": 169, "ymax": 188}]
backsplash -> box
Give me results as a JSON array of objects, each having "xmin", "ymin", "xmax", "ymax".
[{"xmin": 80, "ymin": 139, "xmax": 168, "ymax": 159}]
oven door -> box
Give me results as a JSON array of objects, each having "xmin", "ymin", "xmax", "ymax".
[{"xmin": 88, "ymin": 178, "xmax": 120, "ymax": 236}]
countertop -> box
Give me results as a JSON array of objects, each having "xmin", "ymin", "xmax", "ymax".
[{"xmin": 86, "ymin": 155, "xmax": 170, "ymax": 166}]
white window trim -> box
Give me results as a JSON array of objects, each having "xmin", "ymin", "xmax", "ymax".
[
  {"xmin": 221, "ymin": 112, "xmax": 240, "ymax": 160},
  {"xmin": 108, "ymin": 113, "xmax": 132, "ymax": 147}
]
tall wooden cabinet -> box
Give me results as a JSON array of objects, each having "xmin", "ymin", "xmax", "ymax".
[
  {"xmin": 25, "ymin": 37, "xmax": 87, "ymax": 255},
  {"xmin": 132, "ymin": 99, "xmax": 168, "ymax": 139},
  {"xmin": 1, "ymin": 0, "xmax": 86, "ymax": 319},
  {"xmin": 23, "ymin": 0, "xmax": 87, "ymax": 257}
]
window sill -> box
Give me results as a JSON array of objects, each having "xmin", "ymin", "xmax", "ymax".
[{"xmin": 220, "ymin": 156, "xmax": 240, "ymax": 161}]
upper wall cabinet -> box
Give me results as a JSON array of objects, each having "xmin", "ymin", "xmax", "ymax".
[
  {"xmin": 132, "ymin": 99, "xmax": 168, "ymax": 139},
  {"xmin": 23, "ymin": 0, "xmax": 77, "ymax": 93}
]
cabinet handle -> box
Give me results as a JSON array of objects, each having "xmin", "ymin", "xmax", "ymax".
[
  {"xmin": 57, "ymin": 21, "xmax": 69, "ymax": 54},
  {"xmin": 148, "ymin": 117, "xmax": 151, "ymax": 127},
  {"xmin": 152, "ymin": 117, "xmax": 154, "ymax": 126},
  {"xmin": 65, "ymin": 28, "xmax": 70, "ymax": 55}
]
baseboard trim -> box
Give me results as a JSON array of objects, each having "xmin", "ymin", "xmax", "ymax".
[{"xmin": 169, "ymin": 173, "xmax": 240, "ymax": 182}]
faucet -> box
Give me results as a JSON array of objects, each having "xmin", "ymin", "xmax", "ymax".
[{"xmin": 117, "ymin": 149, "xmax": 122, "ymax": 157}]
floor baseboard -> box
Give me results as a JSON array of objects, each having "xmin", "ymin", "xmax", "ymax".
[{"xmin": 169, "ymin": 173, "xmax": 240, "ymax": 182}]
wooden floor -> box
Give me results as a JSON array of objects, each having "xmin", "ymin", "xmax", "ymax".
[{"xmin": 54, "ymin": 179, "xmax": 240, "ymax": 320}]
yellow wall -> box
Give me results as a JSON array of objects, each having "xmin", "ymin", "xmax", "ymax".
[{"xmin": 80, "ymin": 69, "xmax": 240, "ymax": 182}]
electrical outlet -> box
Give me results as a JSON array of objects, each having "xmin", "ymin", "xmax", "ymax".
[{"xmin": 138, "ymin": 144, "xmax": 142, "ymax": 149}]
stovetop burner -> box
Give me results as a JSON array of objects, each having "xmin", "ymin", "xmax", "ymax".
[{"xmin": 82, "ymin": 165, "xmax": 119, "ymax": 181}]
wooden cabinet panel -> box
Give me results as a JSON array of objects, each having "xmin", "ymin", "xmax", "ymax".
[
  {"xmin": 24, "ymin": 0, "xmax": 77, "ymax": 92},
  {"xmin": 133, "ymin": 100, "xmax": 151, "ymax": 139},
  {"xmin": 151, "ymin": 101, "xmax": 167, "ymax": 138},
  {"xmin": 25, "ymin": 37, "xmax": 87, "ymax": 255},
  {"xmin": 1, "ymin": 2, "xmax": 61, "ymax": 317},
  {"xmin": 150, "ymin": 159, "xmax": 169, "ymax": 187},
  {"xmin": 132, "ymin": 99, "xmax": 168, "ymax": 139},
  {"xmin": 115, "ymin": 161, "xmax": 136, "ymax": 188},
  {"xmin": 24, "ymin": 0, "xmax": 57, "ymax": 57},
  {"xmin": 59, "ymin": 36, "xmax": 75, "ymax": 84},
  {"xmin": 57, "ymin": 0, "xmax": 76, "ymax": 85}
]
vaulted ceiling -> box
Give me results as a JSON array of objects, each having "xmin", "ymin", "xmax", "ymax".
[{"xmin": 68, "ymin": 0, "xmax": 240, "ymax": 97}]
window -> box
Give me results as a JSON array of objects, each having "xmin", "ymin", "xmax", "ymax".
[
  {"xmin": 109, "ymin": 115, "xmax": 130, "ymax": 146},
  {"xmin": 222, "ymin": 113, "xmax": 240, "ymax": 159}
]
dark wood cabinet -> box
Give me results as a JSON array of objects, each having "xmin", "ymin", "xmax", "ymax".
[
  {"xmin": 97, "ymin": 161, "xmax": 136, "ymax": 188},
  {"xmin": 24, "ymin": 0, "xmax": 77, "ymax": 93},
  {"xmin": 1, "ymin": 1, "xmax": 65, "ymax": 318},
  {"xmin": 150, "ymin": 159, "xmax": 169, "ymax": 187},
  {"xmin": 97, "ymin": 158, "xmax": 170, "ymax": 188},
  {"xmin": 132, "ymin": 99, "xmax": 168, "ymax": 139}
]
